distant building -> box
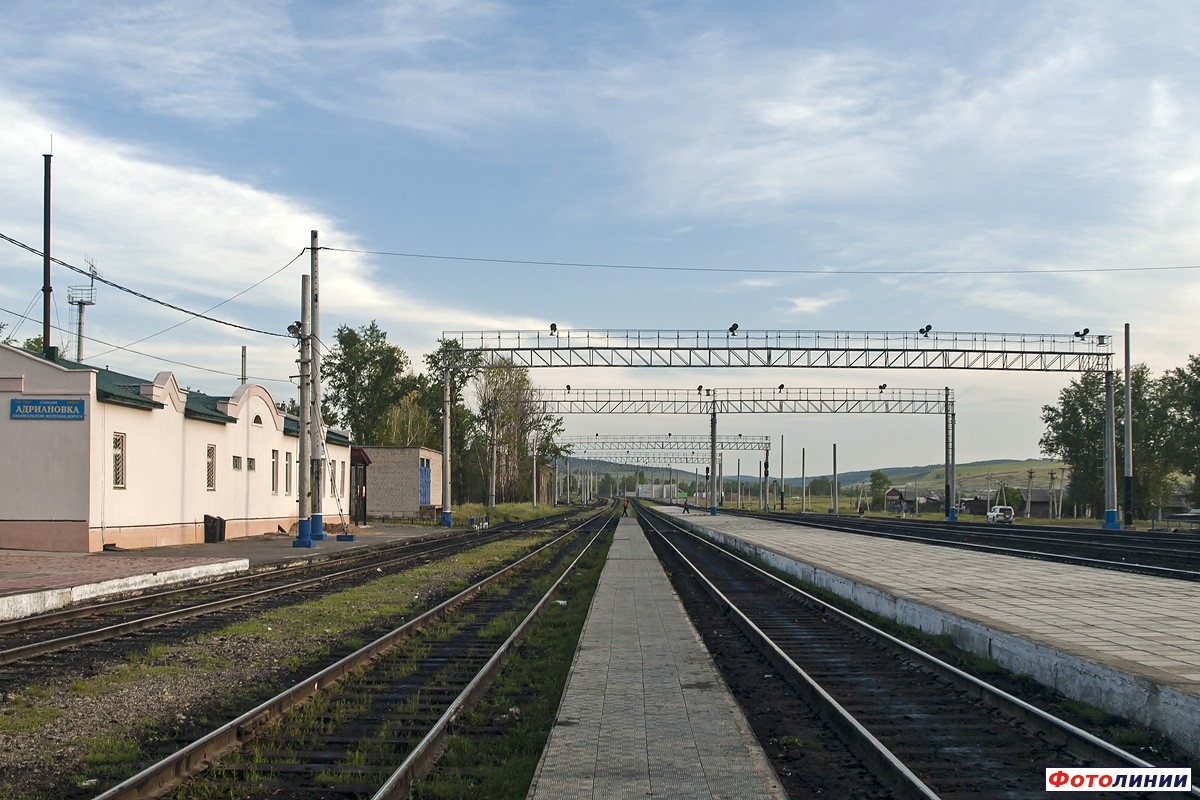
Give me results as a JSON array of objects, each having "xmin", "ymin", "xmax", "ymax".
[
  {"xmin": 0, "ymin": 342, "xmax": 350, "ymax": 552},
  {"xmin": 631, "ymin": 483, "xmax": 677, "ymax": 500}
]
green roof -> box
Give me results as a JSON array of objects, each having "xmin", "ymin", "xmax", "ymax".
[
  {"xmin": 58, "ymin": 359, "xmax": 163, "ymax": 411},
  {"xmin": 58, "ymin": 357, "xmax": 233, "ymax": 423},
  {"xmin": 184, "ymin": 392, "xmax": 237, "ymax": 425},
  {"xmin": 283, "ymin": 415, "xmax": 351, "ymax": 446},
  {"xmin": 54, "ymin": 354, "xmax": 349, "ymax": 443}
]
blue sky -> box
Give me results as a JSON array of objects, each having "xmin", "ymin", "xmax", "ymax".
[{"xmin": 2, "ymin": 1, "xmax": 1198, "ymax": 475}]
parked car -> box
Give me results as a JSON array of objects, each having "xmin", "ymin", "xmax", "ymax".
[{"xmin": 986, "ymin": 505, "xmax": 1015, "ymax": 524}]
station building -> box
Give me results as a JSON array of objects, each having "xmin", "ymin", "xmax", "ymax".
[{"xmin": 0, "ymin": 342, "xmax": 351, "ymax": 552}]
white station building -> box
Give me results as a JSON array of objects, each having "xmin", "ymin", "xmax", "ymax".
[{"xmin": 0, "ymin": 342, "xmax": 351, "ymax": 552}]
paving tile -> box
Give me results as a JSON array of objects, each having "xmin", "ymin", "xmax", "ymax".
[{"xmin": 527, "ymin": 518, "xmax": 785, "ymax": 799}]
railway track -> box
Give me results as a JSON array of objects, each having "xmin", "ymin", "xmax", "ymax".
[
  {"xmin": 0, "ymin": 513, "xmax": 587, "ymax": 690},
  {"xmin": 0, "ymin": 527, "xmax": 588, "ymax": 695},
  {"xmin": 91, "ymin": 510, "xmax": 616, "ymax": 799},
  {"xmin": 720, "ymin": 507, "xmax": 1200, "ymax": 580},
  {"xmin": 637, "ymin": 503, "xmax": 1198, "ymax": 799}
]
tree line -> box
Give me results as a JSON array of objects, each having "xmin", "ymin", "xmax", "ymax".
[
  {"xmin": 319, "ymin": 321, "xmax": 566, "ymax": 505},
  {"xmin": 1039, "ymin": 356, "xmax": 1200, "ymax": 519}
]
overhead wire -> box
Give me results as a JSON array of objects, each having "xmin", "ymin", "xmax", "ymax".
[
  {"xmin": 320, "ymin": 245, "xmax": 1200, "ymax": 276},
  {"xmin": 89, "ymin": 248, "xmax": 309, "ymax": 359},
  {"xmin": 0, "ymin": 231, "xmax": 296, "ymax": 338},
  {"xmin": 0, "ymin": 303, "xmax": 295, "ymax": 386}
]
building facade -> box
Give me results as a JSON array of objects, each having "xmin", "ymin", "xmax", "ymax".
[
  {"xmin": 359, "ymin": 446, "xmax": 443, "ymax": 520},
  {"xmin": 0, "ymin": 343, "xmax": 350, "ymax": 552}
]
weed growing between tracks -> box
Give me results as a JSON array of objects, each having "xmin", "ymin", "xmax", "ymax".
[
  {"xmin": 169, "ymin": 532, "xmax": 601, "ymax": 798},
  {"xmin": 0, "ymin": 534, "xmax": 556, "ymax": 800},
  {"xmin": 409, "ymin": 530, "xmax": 614, "ymax": 800}
]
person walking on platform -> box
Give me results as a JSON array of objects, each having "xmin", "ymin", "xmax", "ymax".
[
  {"xmin": 683, "ymin": 497, "xmax": 690, "ymax": 514},
  {"xmin": 622, "ymin": 498, "xmax": 630, "ymax": 516}
]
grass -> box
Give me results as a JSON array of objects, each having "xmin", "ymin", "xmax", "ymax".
[
  {"xmin": 0, "ymin": 694, "xmax": 64, "ymax": 734},
  {"xmin": 165, "ymin": 534, "xmax": 570, "ymax": 797},
  {"xmin": 451, "ymin": 502, "xmax": 565, "ymax": 527},
  {"xmin": 409, "ymin": 530, "xmax": 613, "ymax": 799},
  {"xmin": 3, "ymin": 533, "xmax": 559, "ymax": 799}
]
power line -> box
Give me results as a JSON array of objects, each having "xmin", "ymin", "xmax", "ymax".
[
  {"xmin": 89, "ymin": 248, "xmax": 308, "ymax": 359},
  {"xmin": 0, "ymin": 231, "xmax": 297, "ymax": 338},
  {"xmin": 320, "ymin": 245, "xmax": 1200, "ymax": 276},
  {"xmin": 0, "ymin": 303, "xmax": 294, "ymax": 385}
]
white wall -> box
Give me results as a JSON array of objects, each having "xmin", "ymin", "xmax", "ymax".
[
  {"xmin": 0, "ymin": 343, "xmax": 351, "ymax": 551},
  {"xmin": 0, "ymin": 346, "xmax": 92, "ymax": 522}
]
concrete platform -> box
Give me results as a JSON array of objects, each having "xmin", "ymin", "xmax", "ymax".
[
  {"xmin": 662, "ymin": 506, "xmax": 1200, "ymax": 760},
  {"xmin": 527, "ymin": 517, "xmax": 785, "ymax": 800},
  {"xmin": 0, "ymin": 522, "xmax": 439, "ymax": 621}
]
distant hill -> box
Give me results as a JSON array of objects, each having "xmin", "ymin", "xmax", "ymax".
[
  {"xmin": 561, "ymin": 456, "xmax": 1064, "ymax": 495},
  {"xmin": 784, "ymin": 458, "xmax": 1064, "ymax": 494}
]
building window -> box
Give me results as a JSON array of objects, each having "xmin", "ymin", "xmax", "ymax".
[
  {"xmin": 340, "ymin": 460, "xmax": 346, "ymax": 498},
  {"xmin": 112, "ymin": 433, "xmax": 126, "ymax": 489},
  {"xmin": 271, "ymin": 450, "xmax": 279, "ymax": 494},
  {"xmin": 285, "ymin": 451, "xmax": 293, "ymax": 495},
  {"xmin": 330, "ymin": 462, "xmax": 336, "ymax": 496},
  {"xmin": 252, "ymin": 414, "xmax": 263, "ymax": 426},
  {"xmin": 233, "ymin": 456, "xmax": 243, "ymax": 471},
  {"xmin": 247, "ymin": 457, "xmax": 256, "ymax": 472},
  {"xmin": 206, "ymin": 445, "xmax": 217, "ymax": 490}
]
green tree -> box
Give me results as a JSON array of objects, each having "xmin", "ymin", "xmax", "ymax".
[
  {"xmin": 380, "ymin": 387, "xmax": 437, "ymax": 447},
  {"xmin": 1161, "ymin": 354, "xmax": 1200, "ymax": 502},
  {"xmin": 868, "ymin": 470, "xmax": 891, "ymax": 511},
  {"xmin": 22, "ymin": 335, "xmax": 43, "ymax": 352},
  {"xmin": 322, "ymin": 321, "xmax": 413, "ymax": 445},
  {"xmin": 471, "ymin": 360, "xmax": 565, "ymax": 504},
  {"xmin": 1040, "ymin": 365, "xmax": 1170, "ymax": 519},
  {"xmin": 808, "ymin": 475, "xmax": 832, "ymax": 505},
  {"xmin": 1040, "ymin": 371, "xmax": 1108, "ymax": 517}
]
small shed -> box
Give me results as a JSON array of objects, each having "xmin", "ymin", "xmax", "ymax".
[
  {"xmin": 962, "ymin": 496, "xmax": 990, "ymax": 516},
  {"xmin": 359, "ymin": 446, "xmax": 442, "ymax": 521}
]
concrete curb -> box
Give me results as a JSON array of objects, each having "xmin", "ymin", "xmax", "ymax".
[{"xmin": 0, "ymin": 559, "xmax": 250, "ymax": 622}]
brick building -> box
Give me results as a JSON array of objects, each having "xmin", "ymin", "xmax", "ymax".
[{"xmin": 359, "ymin": 446, "xmax": 442, "ymax": 520}]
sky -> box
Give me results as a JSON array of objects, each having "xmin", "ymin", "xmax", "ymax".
[{"xmin": 1, "ymin": 1, "xmax": 1198, "ymax": 477}]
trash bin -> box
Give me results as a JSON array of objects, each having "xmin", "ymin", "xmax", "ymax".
[{"xmin": 203, "ymin": 514, "xmax": 226, "ymax": 543}]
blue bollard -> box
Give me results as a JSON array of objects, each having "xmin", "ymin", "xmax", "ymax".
[
  {"xmin": 310, "ymin": 513, "xmax": 327, "ymax": 540},
  {"xmin": 293, "ymin": 517, "xmax": 317, "ymax": 548}
]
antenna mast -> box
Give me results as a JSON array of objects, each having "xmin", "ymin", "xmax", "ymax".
[{"xmin": 67, "ymin": 258, "xmax": 98, "ymax": 362}]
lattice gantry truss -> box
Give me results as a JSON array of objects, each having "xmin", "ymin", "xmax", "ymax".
[
  {"xmin": 561, "ymin": 434, "xmax": 772, "ymax": 453},
  {"xmin": 534, "ymin": 387, "xmax": 949, "ymax": 415},
  {"xmin": 443, "ymin": 328, "xmax": 1112, "ymax": 371}
]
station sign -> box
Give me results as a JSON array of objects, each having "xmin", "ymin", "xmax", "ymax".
[{"xmin": 10, "ymin": 399, "xmax": 86, "ymax": 420}]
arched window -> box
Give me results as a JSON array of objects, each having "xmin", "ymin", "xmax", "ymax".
[{"xmin": 252, "ymin": 414, "xmax": 263, "ymax": 426}]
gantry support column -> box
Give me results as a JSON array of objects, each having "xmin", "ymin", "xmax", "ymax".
[
  {"xmin": 441, "ymin": 367, "xmax": 453, "ymax": 527},
  {"xmin": 1104, "ymin": 370, "xmax": 1119, "ymax": 530},
  {"xmin": 1118, "ymin": 321, "xmax": 1128, "ymax": 527},
  {"xmin": 945, "ymin": 386, "xmax": 957, "ymax": 521},
  {"xmin": 709, "ymin": 400, "xmax": 718, "ymax": 515}
]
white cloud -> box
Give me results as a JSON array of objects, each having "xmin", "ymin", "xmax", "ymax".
[
  {"xmin": 0, "ymin": 90, "xmax": 542, "ymax": 390},
  {"xmin": 785, "ymin": 293, "xmax": 844, "ymax": 315}
]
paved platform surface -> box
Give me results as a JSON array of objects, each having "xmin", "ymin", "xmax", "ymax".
[
  {"xmin": 662, "ymin": 506, "xmax": 1200, "ymax": 757},
  {"xmin": 0, "ymin": 523, "xmax": 438, "ymax": 620},
  {"xmin": 527, "ymin": 516, "xmax": 785, "ymax": 800}
]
